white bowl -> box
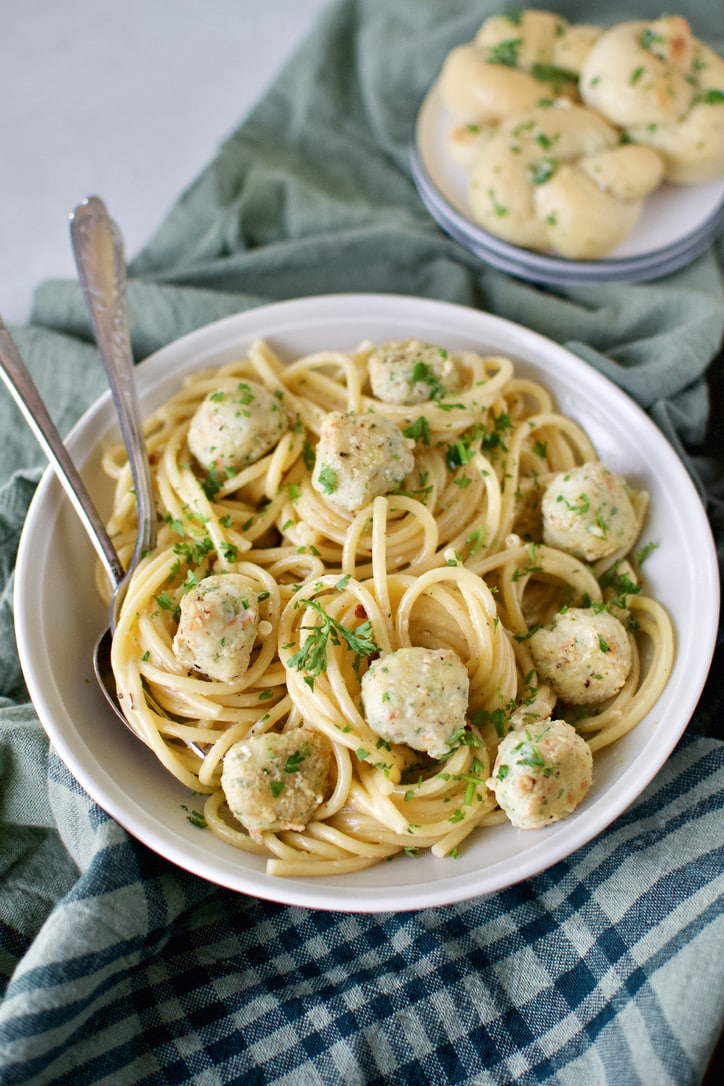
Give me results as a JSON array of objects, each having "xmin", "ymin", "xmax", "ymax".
[{"xmin": 14, "ymin": 294, "xmax": 719, "ymax": 911}]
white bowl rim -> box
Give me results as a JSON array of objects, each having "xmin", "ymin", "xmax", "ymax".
[{"xmin": 14, "ymin": 293, "xmax": 720, "ymax": 911}]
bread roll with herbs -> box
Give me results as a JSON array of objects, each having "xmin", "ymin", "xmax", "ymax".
[
  {"xmin": 580, "ymin": 16, "xmax": 724, "ymax": 184},
  {"xmin": 467, "ymin": 100, "xmax": 663, "ymax": 258}
]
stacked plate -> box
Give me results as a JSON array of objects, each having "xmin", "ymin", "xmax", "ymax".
[{"xmin": 412, "ymin": 80, "xmax": 724, "ymax": 287}]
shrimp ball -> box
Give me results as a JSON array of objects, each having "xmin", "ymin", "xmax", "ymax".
[
  {"xmin": 221, "ymin": 727, "xmax": 332, "ymax": 840},
  {"xmin": 487, "ymin": 719, "xmax": 593, "ymax": 829},
  {"xmin": 367, "ymin": 338, "xmax": 460, "ymax": 405},
  {"xmin": 529, "ymin": 607, "xmax": 632, "ymax": 706},
  {"xmin": 173, "ymin": 574, "xmax": 259, "ymax": 683},
  {"xmin": 187, "ymin": 379, "xmax": 287, "ymax": 473},
  {"xmin": 542, "ymin": 462, "xmax": 638, "ymax": 562},
  {"xmin": 361, "ymin": 646, "xmax": 469, "ymax": 758},
  {"xmin": 312, "ymin": 411, "xmax": 414, "ymax": 512}
]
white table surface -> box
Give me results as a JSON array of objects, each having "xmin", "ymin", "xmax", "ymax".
[{"xmin": 0, "ymin": 0, "xmax": 329, "ymax": 326}]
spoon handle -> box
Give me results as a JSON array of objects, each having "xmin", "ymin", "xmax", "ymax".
[
  {"xmin": 70, "ymin": 197, "xmax": 156, "ymax": 589},
  {"xmin": 0, "ymin": 317, "xmax": 124, "ymax": 587}
]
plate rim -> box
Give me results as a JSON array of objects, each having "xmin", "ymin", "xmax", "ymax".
[
  {"xmin": 412, "ymin": 144, "xmax": 724, "ymax": 270},
  {"xmin": 413, "ymin": 164, "xmax": 724, "ymax": 284}
]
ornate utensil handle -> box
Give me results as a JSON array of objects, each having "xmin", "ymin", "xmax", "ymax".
[{"xmin": 70, "ymin": 196, "xmax": 156, "ymax": 620}]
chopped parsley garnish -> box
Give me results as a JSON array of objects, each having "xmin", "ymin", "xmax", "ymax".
[
  {"xmin": 529, "ymin": 157, "xmax": 558, "ymax": 185},
  {"xmin": 557, "ymin": 491, "xmax": 590, "ymax": 515},
  {"xmin": 185, "ymin": 808, "xmax": 207, "ymax": 829},
  {"xmin": 200, "ymin": 461, "xmax": 237, "ymax": 501},
  {"xmin": 599, "ymin": 566, "xmax": 641, "ymax": 610},
  {"xmin": 411, "ymin": 360, "xmax": 445, "ymax": 401},
  {"xmin": 531, "ymin": 63, "xmax": 578, "ymax": 85},
  {"xmin": 514, "ymin": 738, "xmax": 554, "ymax": 776},
  {"xmin": 302, "ymin": 440, "xmax": 316, "ymax": 470},
  {"xmin": 173, "ymin": 535, "xmax": 215, "ymax": 565},
  {"xmin": 220, "ymin": 541, "xmax": 238, "ymax": 563},
  {"xmin": 535, "ymin": 131, "xmax": 556, "ymax": 150},
  {"xmin": 287, "ymin": 599, "xmax": 379, "ymax": 689},
  {"xmin": 284, "ymin": 748, "xmax": 307, "ymax": 773},
  {"xmin": 639, "ymin": 28, "xmax": 664, "ymax": 51},
  {"xmin": 465, "ymin": 527, "xmax": 486, "ymax": 556},
  {"xmin": 488, "ymin": 188, "xmax": 508, "ymax": 217},
  {"xmin": 316, "ymin": 464, "xmax": 338, "ymax": 494},
  {"xmin": 446, "ymin": 440, "xmax": 477, "ymax": 469},
  {"xmin": 481, "ymin": 411, "xmax": 513, "ymax": 452},
  {"xmin": 201, "ymin": 468, "xmax": 225, "ymax": 501},
  {"xmin": 472, "ymin": 707, "xmax": 509, "ymax": 738},
  {"xmin": 235, "ymin": 383, "xmax": 255, "ymax": 405},
  {"xmin": 154, "ymin": 590, "xmax": 180, "ymax": 622},
  {"xmin": 635, "ymin": 540, "xmax": 659, "ymax": 565},
  {"xmin": 487, "ymin": 38, "xmax": 522, "ymax": 67},
  {"xmin": 403, "ymin": 416, "xmax": 431, "ymax": 445}
]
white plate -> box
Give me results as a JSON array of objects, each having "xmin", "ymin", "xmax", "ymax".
[
  {"xmin": 14, "ymin": 294, "xmax": 719, "ymax": 912},
  {"xmin": 414, "ymin": 79, "xmax": 724, "ymax": 283},
  {"xmin": 413, "ymin": 162, "xmax": 724, "ymax": 285}
]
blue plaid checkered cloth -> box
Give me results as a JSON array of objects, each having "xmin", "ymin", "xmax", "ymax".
[{"xmin": 1, "ymin": 2, "xmax": 723, "ymax": 1083}]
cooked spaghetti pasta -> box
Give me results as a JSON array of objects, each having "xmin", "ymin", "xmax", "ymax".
[{"xmin": 100, "ymin": 335, "xmax": 675, "ymax": 875}]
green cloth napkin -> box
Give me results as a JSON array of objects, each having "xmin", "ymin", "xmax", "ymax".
[{"xmin": 1, "ymin": 2, "xmax": 723, "ymax": 1083}]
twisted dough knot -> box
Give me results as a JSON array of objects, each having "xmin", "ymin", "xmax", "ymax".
[
  {"xmin": 440, "ymin": 8, "xmax": 602, "ymax": 142},
  {"xmin": 467, "ymin": 101, "xmax": 664, "ymax": 259},
  {"xmin": 580, "ymin": 17, "xmax": 724, "ymax": 183}
]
